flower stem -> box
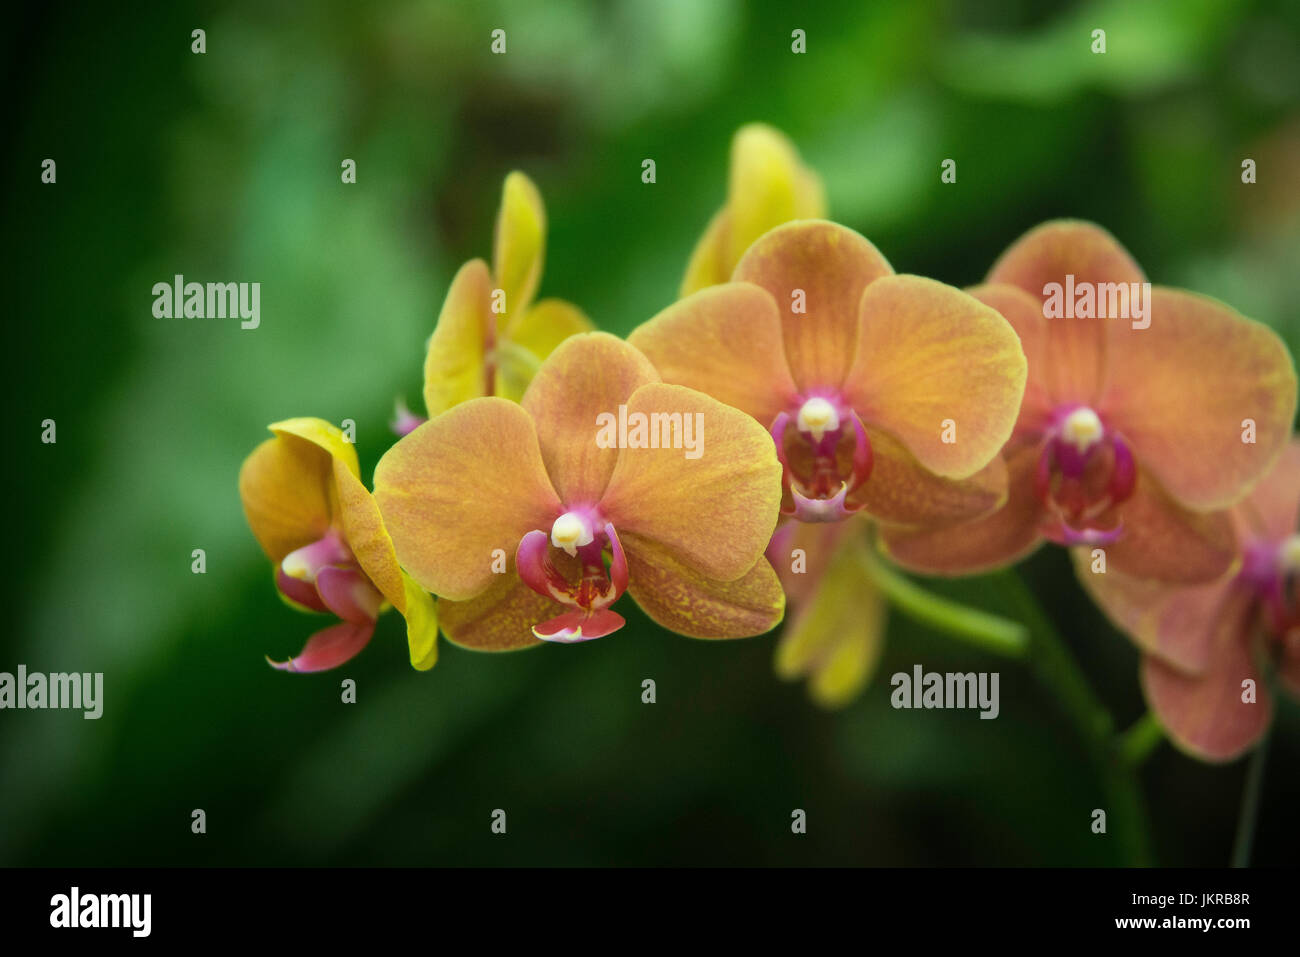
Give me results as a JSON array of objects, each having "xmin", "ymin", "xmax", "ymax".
[
  {"xmin": 992, "ymin": 569, "xmax": 1152, "ymax": 865},
  {"xmin": 1230, "ymin": 732, "xmax": 1269, "ymax": 868},
  {"xmin": 1117, "ymin": 711, "xmax": 1164, "ymax": 768},
  {"xmin": 862, "ymin": 552, "xmax": 1028, "ymax": 657}
]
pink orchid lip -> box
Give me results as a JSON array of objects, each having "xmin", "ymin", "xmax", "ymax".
[
  {"xmin": 270, "ymin": 530, "xmax": 386, "ymax": 672},
  {"xmin": 1241, "ymin": 536, "xmax": 1300, "ymax": 638},
  {"xmin": 281, "ymin": 530, "xmax": 354, "ymax": 584},
  {"xmin": 315, "ymin": 565, "xmax": 385, "ymax": 624},
  {"xmin": 1034, "ymin": 405, "xmax": 1136, "ymax": 545},
  {"xmin": 516, "ymin": 518, "xmax": 630, "ymax": 642},
  {"xmin": 276, "ymin": 566, "xmax": 330, "ymax": 613},
  {"xmin": 267, "ymin": 619, "xmax": 376, "ymax": 673},
  {"xmin": 771, "ymin": 400, "xmax": 874, "ymax": 523}
]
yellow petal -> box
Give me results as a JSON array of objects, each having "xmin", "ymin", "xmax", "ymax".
[
  {"xmin": 423, "ymin": 259, "xmax": 493, "ymax": 418},
  {"xmin": 776, "ymin": 538, "xmax": 885, "ymax": 708},
  {"xmin": 506, "ymin": 297, "xmax": 593, "ymax": 362},
  {"xmin": 492, "ymin": 171, "xmax": 545, "ymax": 323},
  {"xmin": 332, "ymin": 458, "xmax": 439, "ymax": 670},
  {"xmin": 679, "ymin": 207, "xmax": 732, "ymax": 297},
  {"xmin": 269, "ymin": 417, "xmax": 360, "ymax": 478},
  {"xmin": 400, "ymin": 572, "xmax": 440, "ymax": 670},
  {"xmin": 726, "ymin": 125, "xmax": 825, "ymax": 261}
]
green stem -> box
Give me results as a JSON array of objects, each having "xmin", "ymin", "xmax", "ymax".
[
  {"xmin": 862, "ymin": 552, "xmax": 1028, "ymax": 657},
  {"xmin": 993, "ymin": 569, "xmax": 1152, "ymax": 866},
  {"xmin": 1230, "ymin": 732, "xmax": 1269, "ymax": 868},
  {"xmin": 1117, "ymin": 711, "xmax": 1164, "ymax": 768}
]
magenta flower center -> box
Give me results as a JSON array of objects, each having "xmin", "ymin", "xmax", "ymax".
[
  {"xmin": 515, "ymin": 508, "xmax": 629, "ymax": 642},
  {"xmin": 770, "ymin": 393, "xmax": 874, "ymax": 523},
  {"xmin": 277, "ymin": 529, "xmax": 385, "ymax": 624},
  {"xmin": 1034, "ymin": 405, "xmax": 1136, "ymax": 546},
  {"xmin": 1242, "ymin": 533, "xmax": 1300, "ymax": 639}
]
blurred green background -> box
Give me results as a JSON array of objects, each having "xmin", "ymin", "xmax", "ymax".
[{"xmin": 3, "ymin": 0, "xmax": 1298, "ymax": 866}]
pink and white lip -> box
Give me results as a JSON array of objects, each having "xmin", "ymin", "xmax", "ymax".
[
  {"xmin": 770, "ymin": 391, "xmax": 873, "ymax": 523},
  {"xmin": 269, "ymin": 529, "xmax": 387, "ymax": 672},
  {"xmin": 1034, "ymin": 404, "xmax": 1136, "ymax": 546},
  {"xmin": 515, "ymin": 507, "xmax": 629, "ymax": 642}
]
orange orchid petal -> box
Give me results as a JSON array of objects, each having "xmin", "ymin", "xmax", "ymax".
[
  {"xmin": 492, "ymin": 171, "xmax": 545, "ymax": 322},
  {"xmin": 521, "ymin": 332, "xmax": 660, "ymax": 506},
  {"xmin": 679, "ymin": 207, "xmax": 732, "ymax": 296},
  {"xmin": 967, "ymin": 283, "xmax": 1057, "ymax": 437},
  {"xmin": 1101, "ymin": 287, "xmax": 1297, "ymax": 511},
  {"xmin": 423, "ymin": 259, "xmax": 493, "ymax": 418},
  {"xmin": 1235, "ymin": 439, "xmax": 1300, "ymax": 543},
  {"xmin": 879, "ymin": 442, "xmax": 1044, "ymax": 575},
  {"xmin": 1073, "ymin": 550, "xmax": 1234, "ymax": 675},
  {"xmin": 732, "ymin": 220, "xmax": 893, "ymax": 391},
  {"xmin": 1097, "ymin": 471, "xmax": 1237, "ymax": 584},
  {"xmin": 843, "ymin": 275, "xmax": 1027, "ymax": 479},
  {"xmin": 628, "ymin": 282, "xmax": 800, "ymax": 426},
  {"xmin": 1141, "ymin": 592, "xmax": 1271, "ymax": 762},
  {"xmin": 494, "ymin": 298, "xmax": 593, "ymax": 404},
  {"xmin": 333, "ymin": 459, "xmax": 438, "ymax": 670},
  {"xmin": 600, "ymin": 383, "xmax": 782, "ymax": 583},
  {"xmin": 373, "ymin": 398, "xmax": 562, "ymax": 601},
  {"xmin": 851, "ymin": 427, "xmax": 1008, "ymax": 527},
  {"xmin": 437, "ymin": 575, "xmax": 551, "ymax": 652},
  {"xmin": 775, "ymin": 537, "xmax": 885, "ymax": 708},
  {"xmin": 623, "ymin": 535, "xmax": 785, "ymax": 639},
  {"xmin": 986, "ymin": 220, "xmax": 1145, "ymax": 406},
  {"xmin": 239, "ymin": 435, "xmax": 333, "ymax": 564},
  {"xmin": 239, "ymin": 418, "xmax": 360, "ymax": 563}
]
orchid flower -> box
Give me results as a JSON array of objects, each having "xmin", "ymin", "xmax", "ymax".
[
  {"xmin": 630, "ymin": 219, "xmax": 1028, "ymax": 526},
  {"xmin": 881, "ymin": 220, "xmax": 1298, "ymax": 583},
  {"xmin": 238, "ymin": 418, "xmax": 439, "ymax": 672},
  {"xmin": 1078, "ymin": 440, "xmax": 1300, "ymax": 761},
  {"xmin": 399, "ymin": 171, "xmax": 592, "ymax": 432},
  {"xmin": 372, "ymin": 333, "xmax": 785, "ymax": 646},
  {"xmin": 680, "ymin": 123, "xmax": 827, "ymax": 296}
]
